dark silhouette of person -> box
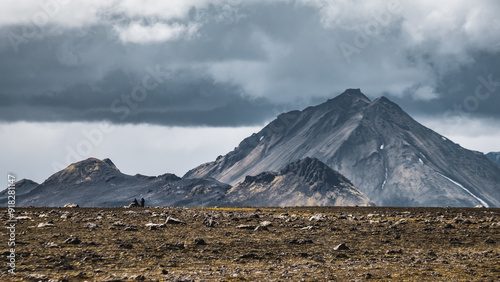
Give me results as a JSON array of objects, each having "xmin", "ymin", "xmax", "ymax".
[{"xmin": 140, "ymin": 198, "xmax": 145, "ymax": 207}]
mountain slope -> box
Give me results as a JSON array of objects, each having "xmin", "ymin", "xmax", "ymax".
[
  {"xmin": 185, "ymin": 89, "xmax": 500, "ymax": 207},
  {"xmin": 0, "ymin": 179, "xmax": 39, "ymax": 206},
  {"xmin": 486, "ymin": 152, "xmax": 500, "ymax": 167},
  {"xmin": 9, "ymin": 158, "xmax": 230, "ymax": 207},
  {"xmin": 222, "ymin": 157, "xmax": 374, "ymax": 207}
]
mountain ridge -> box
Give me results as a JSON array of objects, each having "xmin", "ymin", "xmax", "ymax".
[
  {"xmin": 2, "ymin": 156, "xmax": 371, "ymax": 207},
  {"xmin": 221, "ymin": 157, "xmax": 374, "ymax": 207},
  {"xmin": 1, "ymin": 158, "xmax": 231, "ymax": 207},
  {"xmin": 185, "ymin": 89, "xmax": 500, "ymax": 207}
]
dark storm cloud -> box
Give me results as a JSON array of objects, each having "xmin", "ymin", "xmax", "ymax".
[
  {"xmin": 0, "ymin": 1, "xmax": 500, "ymax": 126},
  {"xmin": 0, "ymin": 23, "xmax": 280, "ymax": 126},
  {"xmin": 391, "ymin": 52, "xmax": 500, "ymax": 121}
]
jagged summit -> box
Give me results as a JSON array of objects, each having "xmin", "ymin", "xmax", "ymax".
[
  {"xmin": 185, "ymin": 89, "xmax": 500, "ymax": 207},
  {"xmin": 338, "ymin": 88, "xmax": 371, "ymax": 102},
  {"xmin": 281, "ymin": 157, "xmax": 352, "ymax": 186},
  {"xmin": 316, "ymin": 88, "xmax": 371, "ymax": 113},
  {"xmin": 43, "ymin": 157, "xmax": 122, "ymax": 185},
  {"xmin": 0, "ymin": 178, "xmax": 39, "ymax": 205},
  {"xmin": 14, "ymin": 179, "xmax": 39, "ymax": 187},
  {"xmin": 224, "ymin": 157, "xmax": 374, "ymax": 207},
  {"xmin": 103, "ymin": 158, "xmax": 119, "ymax": 171}
]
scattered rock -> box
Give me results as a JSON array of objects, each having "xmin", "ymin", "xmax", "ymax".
[
  {"xmin": 203, "ymin": 217, "xmax": 217, "ymax": 227},
  {"xmin": 484, "ymin": 237, "xmax": 495, "ymax": 244},
  {"xmin": 129, "ymin": 274, "xmax": 145, "ymax": 280},
  {"xmin": 63, "ymin": 203, "xmax": 79, "ymax": 208},
  {"xmin": 236, "ymin": 224, "xmax": 257, "ymax": 230},
  {"xmin": 284, "ymin": 239, "xmax": 313, "ymax": 245},
  {"xmin": 385, "ymin": 249, "xmax": 403, "ymax": 255},
  {"xmin": 443, "ymin": 223, "xmax": 454, "ymax": 229},
  {"xmin": 84, "ymin": 223, "xmax": 98, "ymax": 230},
  {"xmin": 27, "ymin": 273, "xmax": 48, "ymax": 280},
  {"xmin": 247, "ymin": 213, "xmax": 260, "ymax": 219},
  {"xmin": 118, "ymin": 243, "xmax": 133, "ymax": 249},
  {"xmin": 159, "ymin": 242, "xmax": 185, "ymax": 250},
  {"xmin": 236, "ymin": 252, "xmax": 260, "ymax": 260},
  {"xmin": 260, "ymin": 221, "xmax": 273, "ymax": 227},
  {"xmin": 145, "ymin": 223, "xmax": 164, "ymax": 229},
  {"xmin": 124, "ymin": 225, "xmax": 138, "ymax": 231},
  {"xmin": 165, "ymin": 216, "xmax": 186, "ymax": 225},
  {"xmin": 60, "ymin": 213, "xmax": 72, "ymax": 219},
  {"xmin": 162, "ymin": 269, "xmax": 169, "ymax": 275},
  {"xmin": 333, "ymin": 243, "xmax": 349, "ymax": 251},
  {"xmin": 37, "ymin": 222, "xmax": 56, "ymax": 228},
  {"xmin": 254, "ymin": 225, "xmax": 268, "ymax": 231},
  {"xmin": 44, "ymin": 242, "xmax": 59, "ymax": 248},
  {"xmin": 309, "ymin": 213, "xmax": 327, "ymax": 222},
  {"xmin": 63, "ymin": 236, "xmax": 81, "ymax": 244},
  {"xmin": 194, "ymin": 238, "xmax": 206, "ymax": 245},
  {"xmin": 112, "ymin": 221, "xmax": 126, "ymax": 226},
  {"xmin": 475, "ymin": 205, "xmax": 486, "ymax": 208},
  {"xmin": 334, "ymin": 253, "xmax": 348, "ymax": 258}
]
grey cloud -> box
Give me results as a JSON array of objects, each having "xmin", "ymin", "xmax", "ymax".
[{"xmin": 0, "ymin": 1, "xmax": 499, "ymax": 127}]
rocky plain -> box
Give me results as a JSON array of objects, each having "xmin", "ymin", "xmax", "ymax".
[{"xmin": 1, "ymin": 206, "xmax": 499, "ymax": 281}]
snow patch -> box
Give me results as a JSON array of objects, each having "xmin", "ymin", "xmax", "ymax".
[
  {"xmin": 259, "ymin": 136, "xmax": 264, "ymax": 141},
  {"xmin": 380, "ymin": 144, "xmax": 384, "ymax": 150},
  {"xmin": 437, "ymin": 173, "xmax": 489, "ymax": 208},
  {"xmin": 441, "ymin": 136, "xmax": 447, "ymax": 141},
  {"xmin": 419, "ymin": 158, "xmax": 423, "ymax": 164},
  {"xmin": 381, "ymin": 167, "xmax": 388, "ymax": 190}
]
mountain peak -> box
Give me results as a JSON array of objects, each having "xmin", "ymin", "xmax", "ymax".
[
  {"xmin": 44, "ymin": 157, "xmax": 121, "ymax": 185},
  {"xmin": 281, "ymin": 157, "xmax": 352, "ymax": 186},
  {"xmin": 66, "ymin": 157, "xmax": 120, "ymax": 173},
  {"xmin": 319, "ymin": 88, "xmax": 371, "ymax": 111},
  {"xmin": 103, "ymin": 158, "xmax": 119, "ymax": 171},
  {"xmin": 338, "ymin": 88, "xmax": 371, "ymax": 102},
  {"xmin": 226, "ymin": 157, "xmax": 374, "ymax": 206}
]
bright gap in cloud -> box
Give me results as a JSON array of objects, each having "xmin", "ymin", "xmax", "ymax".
[{"xmin": 0, "ymin": 122, "xmax": 262, "ymax": 183}]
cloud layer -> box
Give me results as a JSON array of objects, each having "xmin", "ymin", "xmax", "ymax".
[{"xmin": 1, "ymin": 0, "xmax": 499, "ymax": 126}]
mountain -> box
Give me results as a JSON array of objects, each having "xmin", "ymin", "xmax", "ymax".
[
  {"xmin": 222, "ymin": 157, "xmax": 374, "ymax": 207},
  {"xmin": 185, "ymin": 89, "xmax": 500, "ymax": 207},
  {"xmin": 486, "ymin": 152, "xmax": 500, "ymax": 167},
  {"xmin": 0, "ymin": 179, "xmax": 39, "ymax": 206},
  {"xmin": 4, "ymin": 158, "xmax": 230, "ymax": 207},
  {"xmin": 3, "ymin": 157, "xmax": 369, "ymax": 207}
]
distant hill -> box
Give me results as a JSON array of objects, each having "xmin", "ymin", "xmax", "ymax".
[
  {"xmin": 223, "ymin": 157, "xmax": 373, "ymax": 207},
  {"xmin": 1, "ymin": 157, "xmax": 371, "ymax": 208},
  {"xmin": 1, "ymin": 158, "xmax": 230, "ymax": 207}
]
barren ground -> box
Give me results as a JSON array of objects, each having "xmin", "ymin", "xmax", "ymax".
[{"xmin": 2, "ymin": 206, "xmax": 499, "ymax": 281}]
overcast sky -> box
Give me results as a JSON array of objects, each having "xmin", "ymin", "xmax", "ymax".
[{"xmin": 1, "ymin": 0, "xmax": 500, "ymax": 183}]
